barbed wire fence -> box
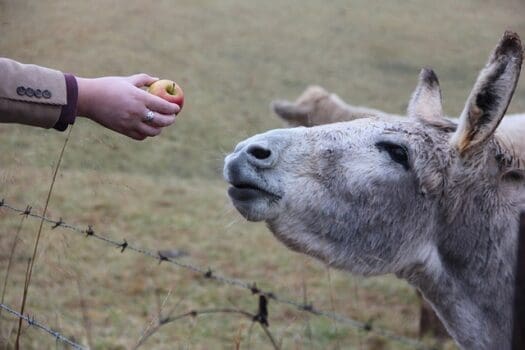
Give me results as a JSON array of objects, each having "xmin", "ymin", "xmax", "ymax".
[{"xmin": 0, "ymin": 198, "xmax": 433, "ymax": 350}]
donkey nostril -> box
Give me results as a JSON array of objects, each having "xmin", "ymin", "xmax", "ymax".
[{"xmin": 247, "ymin": 145, "xmax": 272, "ymax": 160}]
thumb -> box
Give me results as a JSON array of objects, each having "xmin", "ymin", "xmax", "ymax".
[{"xmin": 128, "ymin": 73, "xmax": 159, "ymax": 88}]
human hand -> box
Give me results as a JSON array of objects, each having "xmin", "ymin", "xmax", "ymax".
[{"xmin": 76, "ymin": 74, "xmax": 180, "ymax": 140}]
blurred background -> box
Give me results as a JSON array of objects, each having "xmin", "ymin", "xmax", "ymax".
[{"xmin": 1, "ymin": 1, "xmax": 524, "ymax": 349}]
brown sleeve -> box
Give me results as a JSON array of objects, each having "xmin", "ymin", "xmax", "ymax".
[{"xmin": 0, "ymin": 57, "xmax": 67, "ymax": 129}]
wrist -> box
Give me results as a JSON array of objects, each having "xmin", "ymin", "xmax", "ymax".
[{"xmin": 76, "ymin": 77, "xmax": 95, "ymax": 118}]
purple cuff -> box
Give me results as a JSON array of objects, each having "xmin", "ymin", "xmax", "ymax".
[{"xmin": 53, "ymin": 73, "xmax": 78, "ymax": 131}]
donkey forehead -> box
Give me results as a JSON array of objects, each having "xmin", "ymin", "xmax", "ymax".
[
  {"xmin": 304, "ymin": 117, "xmax": 445, "ymax": 146},
  {"xmin": 317, "ymin": 116, "xmax": 416, "ymax": 134},
  {"xmin": 236, "ymin": 117, "xmax": 447, "ymax": 152}
]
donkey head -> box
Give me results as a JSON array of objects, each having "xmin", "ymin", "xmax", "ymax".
[
  {"xmin": 270, "ymin": 85, "xmax": 329, "ymax": 127},
  {"xmin": 224, "ymin": 32, "xmax": 524, "ymax": 277}
]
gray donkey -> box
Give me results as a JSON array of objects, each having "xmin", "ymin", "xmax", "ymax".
[{"xmin": 224, "ymin": 31, "xmax": 525, "ymax": 349}]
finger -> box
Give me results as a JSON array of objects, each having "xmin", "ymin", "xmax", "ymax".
[
  {"xmin": 128, "ymin": 130, "xmax": 147, "ymax": 141},
  {"xmin": 143, "ymin": 112, "xmax": 176, "ymax": 128},
  {"xmin": 143, "ymin": 92, "xmax": 180, "ymax": 115},
  {"xmin": 128, "ymin": 73, "xmax": 159, "ymax": 88},
  {"xmin": 137, "ymin": 123, "xmax": 162, "ymax": 137}
]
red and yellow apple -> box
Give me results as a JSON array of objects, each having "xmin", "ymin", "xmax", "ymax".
[{"xmin": 148, "ymin": 79, "xmax": 184, "ymax": 109}]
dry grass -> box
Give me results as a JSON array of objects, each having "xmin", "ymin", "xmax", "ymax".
[
  {"xmin": 1, "ymin": 0, "xmax": 524, "ymax": 349},
  {"xmin": 0, "ymin": 169, "xmax": 423, "ymax": 349}
]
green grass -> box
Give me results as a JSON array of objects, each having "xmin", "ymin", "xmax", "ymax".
[{"xmin": 1, "ymin": 0, "xmax": 524, "ymax": 348}]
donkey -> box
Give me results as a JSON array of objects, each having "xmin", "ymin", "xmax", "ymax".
[
  {"xmin": 224, "ymin": 31, "xmax": 525, "ymax": 349},
  {"xmin": 271, "ymin": 85, "xmax": 397, "ymax": 127}
]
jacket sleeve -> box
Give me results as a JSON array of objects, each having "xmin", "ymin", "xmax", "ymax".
[{"xmin": 0, "ymin": 58, "xmax": 77, "ymax": 130}]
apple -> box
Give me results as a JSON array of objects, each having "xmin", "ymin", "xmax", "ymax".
[{"xmin": 148, "ymin": 79, "xmax": 184, "ymax": 109}]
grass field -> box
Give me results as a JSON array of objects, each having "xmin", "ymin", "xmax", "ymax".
[{"xmin": 1, "ymin": 1, "xmax": 524, "ymax": 349}]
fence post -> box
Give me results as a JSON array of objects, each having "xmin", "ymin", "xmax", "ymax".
[{"xmin": 512, "ymin": 212, "xmax": 525, "ymax": 349}]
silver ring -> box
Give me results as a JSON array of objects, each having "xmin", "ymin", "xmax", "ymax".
[{"xmin": 143, "ymin": 110, "xmax": 155, "ymax": 123}]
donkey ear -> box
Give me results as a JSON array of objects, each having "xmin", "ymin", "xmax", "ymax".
[
  {"xmin": 271, "ymin": 100, "xmax": 310, "ymax": 126},
  {"xmin": 451, "ymin": 31, "xmax": 523, "ymax": 155},
  {"xmin": 407, "ymin": 68, "xmax": 444, "ymax": 122}
]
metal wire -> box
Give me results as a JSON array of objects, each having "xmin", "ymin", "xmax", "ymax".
[
  {"xmin": 0, "ymin": 302, "xmax": 87, "ymax": 350},
  {"xmin": 0, "ymin": 198, "xmax": 431, "ymax": 349}
]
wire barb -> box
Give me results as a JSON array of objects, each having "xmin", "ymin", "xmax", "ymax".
[
  {"xmin": 85, "ymin": 225, "xmax": 94, "ymax": 237},
  {"xmin": 253, "ymin": 295, "xmax": 269, "ymax": 327},
  {"xmin": 204, "ymin": 268, "xmax": 213, "ymax": 278},
  {"xmin": 117, "ymin": 240, "xmax": 128, "ymax": 253},
  {"xmin": 158, "ymin": 251, "xmax": 169, "ymax": 264},
  {"xmin": 27, "ymin": 314, "xmax": 35, "ymax": 325},
  {"xmin": 301, "ymin": 303, "xmax": 314, "ymax": 312},
  {"xmin": 51, "ymin": 218, "xmax": 63, "ymax": 229},
  {"xmin": 21, "ymin": 205, "xmax": 32, "ymax": 216}
]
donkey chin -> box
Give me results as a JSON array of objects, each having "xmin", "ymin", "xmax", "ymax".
[{"xmin": 226, "ymin": 185, "xmax": 281, "ymax": 222}]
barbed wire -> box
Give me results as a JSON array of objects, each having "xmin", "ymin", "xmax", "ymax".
[
  {"xmin": 0, "ymin": 198, "xmax": 431, "ymax": 349},
  {"xmin": 0, "ymin": 302, "xmax": 87, "ymax": 350}
]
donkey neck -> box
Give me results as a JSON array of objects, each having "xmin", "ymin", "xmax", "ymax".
[{"xmin": 401, "ymin": 211, "xmax": 517, "ymax": 349}]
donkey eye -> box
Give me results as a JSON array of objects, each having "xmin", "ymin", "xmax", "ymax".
[{"xmin": 376, "ymin": 142, "xmax": 409, "ymax": 170}]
